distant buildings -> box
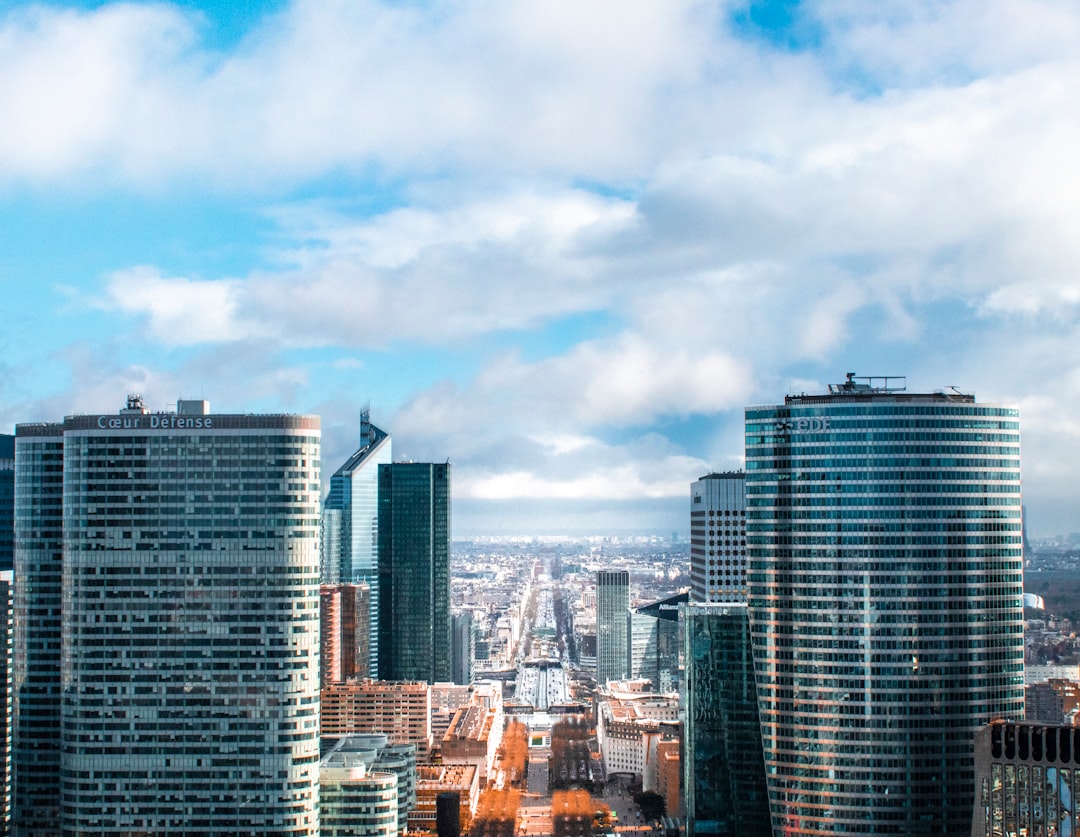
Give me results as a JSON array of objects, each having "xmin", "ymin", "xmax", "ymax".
[
  {"xmin": 746, "ymin": 375, "xmax": 1026, "ymax": 834},
  {"xmin": 595, "ymin": 681, "xmax": 679, "ymax": 789},
  {"xmin": 323, "ymin": 412, "xmax": 392, "ymax": 676},
  {"xmin": 378, "ymin": 463, "xmax": 451, "ymax": 684},
  {"xmin": 14, "ymin": 397, "xmax": 321, "ymax": 834},
  {"xmin": 596, "ymin": 570, "xmax": 629, "ymax": 686},
  {"xmin": 689, "ymin": 472, "xmax": 745, "ymax": 603},
  {"xmin": 450, "ymin": 611, "xmax": 475, "ymax": 686}
]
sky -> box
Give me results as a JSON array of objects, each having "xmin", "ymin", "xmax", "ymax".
[{"xmin": 1, "ymin": 0, "xmax": 1079, "ymax": 538}]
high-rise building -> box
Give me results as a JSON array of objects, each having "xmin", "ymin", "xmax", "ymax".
[
  {"xmin": 450, "ymin": 612, "xmax": 474, "ymax": 686},
  {"xmin": 377, "ymin": 463, "xmax": 451, "ymax": 684},
  {"xmin": 14, "ymin": 397, "xmax": 321, "ymax": 835},
  {"xmin": 596, "ymin": 570, "xmax": 629, "ymax": 686},
  {"xmin": 321, "ymin": 583, "xmax": 371, "ymax": 686},
  {"xmin": 745, "ymin": 374, "xmax": 1026, "ymax": 835},
  {"xmin": 630, "ymin": 592, "xmax": 685, "ymax": 694},
  {"xmin": 0, "ymin": 570, "xmax": 12, "ymax": 833},
  {"xmin": 321, "ymin": 679, "xmax": 433, "ymax": 761},
  {"xmin": 12, "ymin": 422, "xmax": 63, "ymax": 833},
  {"xmin": 0, "ymin": 436, "xmax": 13, "ymax": 573},
  {"xmin": 689, "ymin": 472, "xmax": 745, "ymax": 603},
  {"xmin": 323, "ymin": 412, "xmax": 392, "ymax": 677},
  {"xmin": 682, "ymin": 602, "xmax": 770, "ymax": 837}
]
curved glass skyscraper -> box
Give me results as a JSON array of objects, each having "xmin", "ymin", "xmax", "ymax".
[{"xmin": 745, "ymin": 375, "xmax": 1025, "ymax": 836}]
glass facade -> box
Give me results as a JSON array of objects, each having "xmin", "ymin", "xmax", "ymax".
[
  {"xmin": 323, "ymin": 415, "xmax": 391, "ymax": 677},
  {"xmin": 596, "ymin": 570, "xmax": 629, "ymax": 686},
  {"xmin": 15, "ymin": 405, "xmax": 322, "ymax": 835},
  {"xmin": 377, "ymin": 463, "xmax": 451, "ymax": 683},
  {"xmin": 0, "ymin": 435, "xmax": 13, "ymax": 572},
  {"xmin": 745, "ymin": 385, "xmax": 1026, "ymax": 835},
  {"xmin": 682, "ymin": 602, "xmax": 770, "ymax": 837},
  {"xmin": 13, "ymin": 424, "xmax": 64, "ymax": 834}
]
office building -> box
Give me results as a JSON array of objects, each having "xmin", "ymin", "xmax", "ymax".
[
  {"xmin": 320, "ymin": 736, "xmax": 409, "ymax": 837},
  {"xmin": 323, "ymin": 412, "xmax": 392, "ymax": 676},
  {"xmin": 321, "ymin": 583, "xmax": 371, "ymax": 686},
  {"xmin": 745, "ymin": 374, "xmax": 1026, "ymax": 835},
  {"xmin": 450, "ymin": 612, "xmax": 474, "ymax": 686},
  {"xmin": 14, "ymin": 397, "xmax": 321, "ymax": 835},
  {"xmin": 689, "ymin": 472, "xmax": 746, "ymax": 603},
  {"xmin": 971, "ymin": 721, "xmax": 1080, "ymax": 837},
  {"xmin": 377, "ymin": 463, "xmax": 451, "ymax": 684},
  {"xmin": 629, "ymin": 592, "xmax": 685, "ymax": 694},
  {"xmin": 11, "ymin": 423, "xmax": 63, "ymax": 833},
  {"xmin": 596, "ymin": 570, "xmax": 629, "ymax": 686},
  {"xmin": 321, "ymin": 679, "xmax": 434, "ymax": 760},
  {"xmin": 0, "ymin": 436, "xmax": 12, "ymax": 573},
  {"xmin": 0, "ymin": 570, "xmax": 12, "ymax": 832},
  {"xmin": 682, "ymin": 602, "xmax": 770, "ymax": 837}
]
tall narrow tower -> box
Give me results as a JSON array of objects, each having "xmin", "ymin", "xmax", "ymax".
[
  {"xmin": 595, "ymin": 570, "xmax": 629, "ymax": 686},
  {"xmin": 322, "ymin": 411, "xmax": 391, "ymax": 677},
  {"xmin": 745, "ymin": 374, "xmax": 1025, "ymax": 835},
  {"xmin": 377, "ymin": 462, "xmax": 451, "ymax": 683}
]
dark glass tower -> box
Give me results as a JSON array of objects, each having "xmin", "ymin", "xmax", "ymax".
[
  {"xmin": 0, "ymin": 435, "xmax": 13, "ymax": 573},
  {"xmin": 596, "ymin": 570, "xmax": 629, "ymax": 686},
  {"xmin": 377, "ymin": 462, "xmax": 451, "ymax": 683},
  {"xmin": 745, "ymin": 375, "xmax": 1026, "ymax": 835},
  {"xmin": 682, "ymin": 602, "xmax": 770, "ymax": 837},
  {"xmin": 12, "ymin": 424, "xmax": 64, "ymax": 834}
]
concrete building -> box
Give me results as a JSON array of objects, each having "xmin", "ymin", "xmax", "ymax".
[
  {"xmin": 14, "ymin": 397, "xmax": 321, "ymax": 835},
  {"xmin": 595, "ymin": 571, "xmax": 629, "ymax": 686},
  {"xmin": 971, "ymin": 721, "xmax": 1080, "ymax": 837},
  {"xmin": 378, "ymin": 463, "xmax": 451, "ymax": 684},
  {"xmin": 596, "ymin": 682, "xmax": 679, "ymax": 789},
  {"xmin": 320, "ymin": 735, "xmax": 419, "ymax": 837},
  {"xmin": 746, "ymin": 374, "xmax": 1026, "ymax": 835},
  {"xmin": 323, "ymin": 412, "xmax": 391, "ymax": 675},
  {"xmin": 409, "ymin": 765, "xmax": 479, "ymax": 834},
  {"xmin": 321, "ymin": 679, "xmax": 434, "ymax": 761},
  {"xmin": 439, "ymin": 683, "xmax": 504, "ymax": 782},
  {"xmin": 689, "ymin": 472, "xmax": 746, "ymax": 603}
]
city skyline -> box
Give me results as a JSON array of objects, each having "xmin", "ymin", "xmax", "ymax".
[{"xmin": 2, "ymin": 1, "xmax": 1079, "ymax": 537}]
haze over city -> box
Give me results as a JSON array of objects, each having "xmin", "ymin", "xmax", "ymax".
[{"xmin": 2, "ymin": 0, "xmax": 1078, "ymax": 537}]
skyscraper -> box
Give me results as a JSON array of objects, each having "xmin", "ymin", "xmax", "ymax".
[
  {"xmin": 689, "ymin": 472, "xmax": 746, "ymax": 603},
  {"xmin": 745, "ymin": 374, "xmax": 1025, "ymax": 835},
  {"xmin": 12, "ymin": 423, "xmax": 63, "ymax": 832},
  {"xmin": 323, "ymin": 412, "xmax": 392, "ymax": 676},
  {"xmin": 321, "ymin": 583, "xmax": 371, "ymax": 686},
  {"xmin": 0, "ymin": 435, "xmax": 13, "ymax": 573},
  {"xmin": 377, "ymin": 462, "xmax": 451, "ymax": 683},
  {"xmin": 595, "ymin": 570, "xmax": 629, "ymax": 686},
  {"xmin": 14, "ymin": 397, "xmax": 321, "ymax": 835},
  {"xmin": 682, "ymin": 602, "xmax": 770, "ymax": 837}
]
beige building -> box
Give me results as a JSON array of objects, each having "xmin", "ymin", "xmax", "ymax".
[{"xmin": 322, "ymin": 679, "xmax": 433, "ymax": 760}]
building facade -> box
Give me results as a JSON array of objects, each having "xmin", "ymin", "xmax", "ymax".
[
  {"xmin": 14, "ymin": 397, "xmax": 322, "ymax": 835},
  {"xmin": 377, "ymin": 463, "xmax": 451, "ymax": 684},
  {"xmin": 681, "ymin": 602, "xmax": 770, "ymax": 837},
  {"xmin": 323, "ymin": 412, "xmax": 392, "ymax": 676},
  {"xmin": 689, "ymin": 472, "xmax": 746, "ymax": 603},
  {"xmin": 745, "ymin": 375, "xmax": 1026, "ymax": 835},
  {"xmin": 12, "ymin": 423, "xmax": 63, "ymax": 833},
  {"xmin": 0, "ymin": 436, "xmax": 13, "ymax": 573},
  {"xmin": 321, "ymin": 679, "xmax": 434, "ymax": 760},
  {"xmin": 971, "ymin": 721, "xmax": 1080, "ymax": 837},
  {"xmin": 321, "ymin": 583, "xmax": 371, "ymax": 686},
  {"xmin": 596, "ymin": 570, "xmax": 629, "ymax": 686}
]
